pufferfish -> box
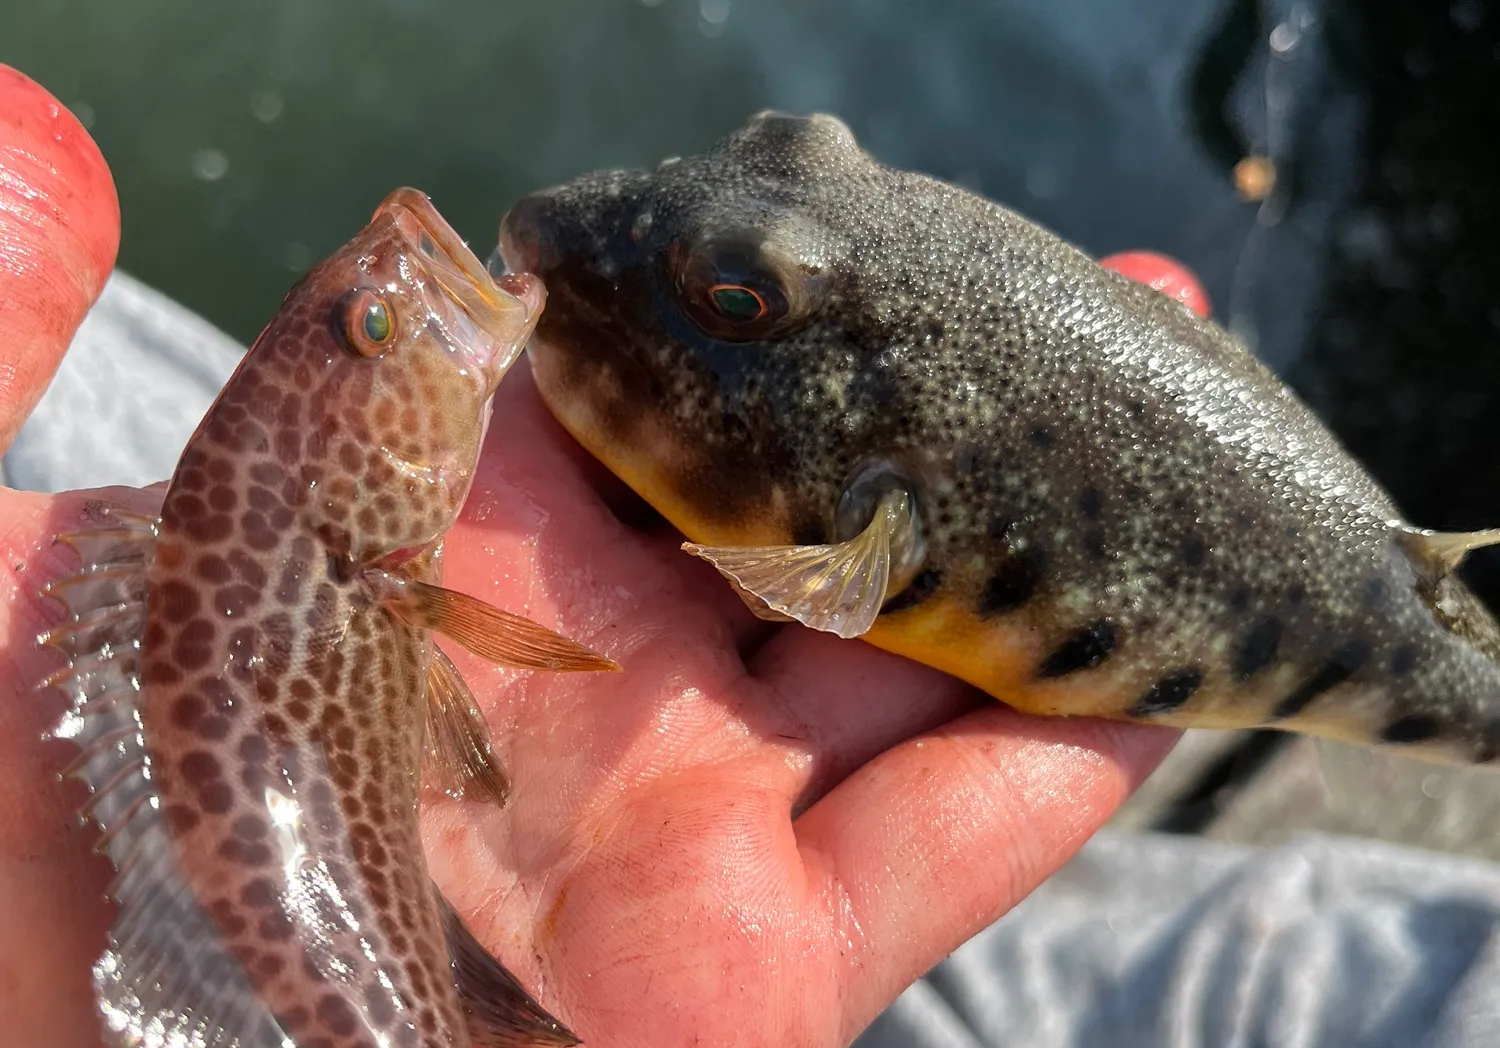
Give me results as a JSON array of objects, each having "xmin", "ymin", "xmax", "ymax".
[{"xmin": 495, "ymin": 110, "xmax": 1500, "ymax": 768}]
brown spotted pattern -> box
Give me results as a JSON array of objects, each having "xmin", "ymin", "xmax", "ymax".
[{"xmin": 134, "ymin": 201, "xmax": 526, "ymax": 1047}]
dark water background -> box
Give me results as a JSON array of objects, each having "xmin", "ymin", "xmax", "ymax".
[{"xmin": 4, "ymin": 0, "xmax": 1499, "ymax": 603}]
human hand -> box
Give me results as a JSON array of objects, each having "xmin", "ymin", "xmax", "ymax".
[{"xmin": 0, "ymin": 65, "xmax": 1179, "ymax": 1048}]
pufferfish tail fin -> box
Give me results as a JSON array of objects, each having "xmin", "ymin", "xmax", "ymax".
[
  {"xmin": 683, "ymin": 489, "xmax": 913, "ymax": 640},
  {"xmin": 1397, "ymin": 524, "xmax": 1500, "ymax": 584},
  {"xmin": 39, "ymin": 501, "xmax": 288, "ymax": 1048}
]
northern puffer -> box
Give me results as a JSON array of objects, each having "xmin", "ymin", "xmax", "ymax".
[{"xmin": 495, "ymin": 110, "xmax": 1500, "ymax": 768}]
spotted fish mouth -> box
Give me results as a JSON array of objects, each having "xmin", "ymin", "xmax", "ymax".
[{"xmin": 374, "ymin": 187, "xmax": 546, "ymax": 381}]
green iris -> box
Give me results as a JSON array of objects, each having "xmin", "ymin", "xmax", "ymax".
[
  {"xmin": 710, "ymin": 285, "xmax": 765, "ymax": 321},
  {"xmin": 363, "ymin": 300, "xmax": 393, "ymax": 343}
]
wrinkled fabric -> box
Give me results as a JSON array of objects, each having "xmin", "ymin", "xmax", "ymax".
[
  {"xmin": 856, "ymin": 832, "xmax": 1500, "ymax": 1048},
  {"xmin": 11, "ymin": 274, "xmax": 1500, "ymax": 1048},
  {"xmin": 4, "ymin": 270, "xmax": 243, "ymax": 492}
]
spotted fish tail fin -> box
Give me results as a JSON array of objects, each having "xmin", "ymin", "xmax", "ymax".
[
  {"xmin": 439, "ymin": 894, "xmax": 580, "ymax": 1047},
  {"xmin": 39, "ymin": 502, "xmax": 287, "ymax": 1048}
]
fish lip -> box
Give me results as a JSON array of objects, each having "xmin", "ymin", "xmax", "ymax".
[
  {"xmin": 373, "ymin": 187, "xmax": 546, "ymax": 381},
  {"xmin": 496, "ymin": 224, "xmax": 530, "ymax": 281}
]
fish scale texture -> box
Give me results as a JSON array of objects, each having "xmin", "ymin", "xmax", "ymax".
[{"xmin": 12, "ymin": 274, "xmax": 1500, "ymax": 1048}]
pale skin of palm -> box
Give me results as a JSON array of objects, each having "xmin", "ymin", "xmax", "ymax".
[{"xmin": 0, "ymin": 65, "xmax": 1177, "ymax": 1048}]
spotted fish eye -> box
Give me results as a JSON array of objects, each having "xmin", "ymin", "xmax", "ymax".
[{"xmin": 335, "ymin": 288, "xmax": 397, "ymax": 359}]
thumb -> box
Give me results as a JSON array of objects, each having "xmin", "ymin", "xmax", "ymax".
[
  {"xmin": 1100, "ymin": 250, "xmax": 1212, "ymax": 319},
  {"xmin": 0, "ymin": 64, "xmax": 120, "ymax": 455}
]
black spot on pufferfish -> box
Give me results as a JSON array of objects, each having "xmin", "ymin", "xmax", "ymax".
[
  {"xmin": 1233, "ymin": 618, "xmax": 1283, "ymax": 681},
  {"xmin": 977, "ymin": 547, "xmax": 1047, "ymax": 616},
  {"xmin": 1077, "ymin": 486, "xmax": 1103, "ymax": 520},
  {"xmin": 1027, "ymin": 425, "xmax": 1055, "ymax": 448},
  {"xmin": 1380, "ymin": 713, "xmax": 1442, "ymax": 745},
  {"xmin": 1038, "ymin": 619, "xmax": 1117, "ymax": 678},
  {"xmin": 1390, "ymin": 644, "xmax": 1418, "ymax": 677},
  {"xmin": 986, "ymin": 516, "xmax": 1018, "ymax": 541},
  {"xmin": 1180, "ymin": 535, "xmax": 1207, "ymax": 568},
  {"xmin": 1127, "ymin": 668, "xmax": 1205, "ymax": 717},
  {"xmin": 1083, "ymin": 529, "xmax": 1107, "ymax": 562},
  {"xmin": 1475, "ymin": 720, "xmax": 1500, "ymax": 764},
  {"xmin": 793, "ymin": 518, "xmax": 826, "ymax": 546},
  {"xmin": 1271, "ymin": 638, "xmax": 1371, "ymax": 720}
]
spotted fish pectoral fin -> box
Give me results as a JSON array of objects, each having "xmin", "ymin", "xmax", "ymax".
[
  {"xmin": 425, "ymin": 646, "xmax": 511, "ymax": 805},
  {"xmin": 1397, "ymin": 524, "xmax": 1500, "ymax": 582},
  {"xmin": 366, "ymin": 569, "xmax": 621, "ymax": 672},
  {"xmin": 439, "ymin": 893, "xmax": 581, "ymax": 1048},
  {"xmin": 682, "ymin": 489, "xmax": 912, "ymax": 640},
  {"xmin": 39, "ymin": 505, "xmax": 288, "ymax": 1048}
]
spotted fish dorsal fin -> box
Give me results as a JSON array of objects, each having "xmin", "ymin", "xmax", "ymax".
[
  {"xmin": 367, "ymin": 570, "xmax": 621, "ymax": 672},
  {"xmin": 40, "ymin": 502, "xmax": 287, "ymax": 1048},
  {"xmin": 682, "ymin": 488, "xmax": 912, "ymax": 640},
  {"xmin": 425, "ymin": 646, "xmax": 510, "ymax": 805},
  {"xmin": 438, "ymin": 893, "xmax": 580, "ymax": 1047},
  {"xmin": 1396, "ymin": 524, "xmax": 1500, "ymax": 582}
]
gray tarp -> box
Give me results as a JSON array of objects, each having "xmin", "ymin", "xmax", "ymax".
[{"xmin": 13, "ymin": 272, "xmax": 1500, "ymax": 1047}]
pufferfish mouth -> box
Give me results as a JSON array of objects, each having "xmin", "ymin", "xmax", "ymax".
[
  {"xmin": 494, "ymin": 191, "xmax": 553, "ymax": 278},
  {"xmin": 373, "ymin": 187, "xmax": 546, "ymax": 379}
]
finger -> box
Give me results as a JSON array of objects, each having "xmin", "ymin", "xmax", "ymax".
[
  {"xmin": 0, "ymin": 66, "xmax": 120, "ymax": 456},
  {"xmin": 0, "ymin": 486, "xmax": 109, "ymax": 1048},
  {"xmin": 794, "ymin": 706, "xmax": 1178, "ymax": 1038},
  {"xmin": 0, "ymin": 484, "xmax": 164, "ymax": 1048},
  {"xmin": 448, "ymin": 365, "xmax": 778, "ymax": 772},
  {"xmin": 528, "ymin": 386, "xmax": 781, "ymax": 654},
  {"xmin": 469, "ymin": 362, "xmax": 778, "ymax": 655},
  {"xmin": 1100, "ymin": 250, "xmax": 1211, "ymax": 318},
  {"xmin": 747, "ymin": 625, "xmax": 986, "ymax": 812}
]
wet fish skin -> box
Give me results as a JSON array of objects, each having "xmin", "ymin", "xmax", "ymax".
[
  {"xmin": 499, "ymin": 110, "xmax": 1500, "ymax": 768},
  {"xmin": 40, "ymin": 188, "xmax": 607, "ymax": 1048}
]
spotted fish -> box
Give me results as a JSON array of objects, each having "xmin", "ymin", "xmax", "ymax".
[
  {"xmin": 39, "ymin": 188, "xmax": 618, "ymax": 1048},
  {"xmin": 496, "ymin": 110, "xmax": 1500, "ymax": 767}
]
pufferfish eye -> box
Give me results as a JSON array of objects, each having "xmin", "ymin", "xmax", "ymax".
[
  {"xmin": 677, "ymin": 237, "xmax": 818, "ymax": 342},
  {"xmin": 335, "ymin": 288, "xmax": 397, "ymax": 358},
  {"xmin": 709, "ymin": 284, "xmax": 769, "ymax": 322}
]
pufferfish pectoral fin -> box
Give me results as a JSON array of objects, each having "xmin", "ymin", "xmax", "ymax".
[
  {"xmin": 424, "ymin": 647, "xmax": 510, "ymax": 806},
  {"xmin": 366, "ymin": 570, "xmax": 622, "ymax": 673},
  {"xmin": 1396, "ymin": 524, "xmax": 1500, "ymax": 582},
  {"xmin": 683, "ymin": 488, "xmax": 912, "ymax": 640}
]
